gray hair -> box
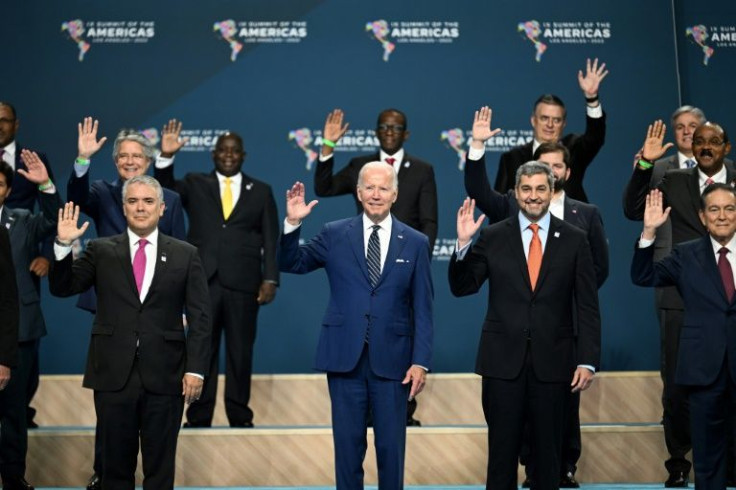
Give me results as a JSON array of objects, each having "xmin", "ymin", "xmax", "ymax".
[
  {"xmin": 671, "ymin": 105, "xmax": 706, "ymax": 127},
  {"xmin": 357, "ymin": 161, "xmax": 398, "ymax": 192},
  {"xmin": 122, "ymin": 175, "xmax": 164, "ymax": 204},
  {"xmin": 515, "ymin": 161, "xmax": 554, "ymax": 190},
  {"xmin": 112, "ymin": 129, "xmax": 155, "ymax": 162}
]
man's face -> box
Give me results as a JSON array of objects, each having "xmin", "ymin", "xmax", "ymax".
[
  {"xmin": 212, "ymin": 135, "xmax": 245, "ymax": 177},
  {"xmin": 0, "ymin": 173, "xmax": 11, "ymax": 207},
  {"xmin": 531, "ymin": 103, "xmax": 566, "ymax": 144},
  {"xmin": 699, "ymin": 189, "xmax": 736, "ymax": 245},
  {"xmin": 673, "ymin": 112, "xmax": 702, "ymax": 155},
  {"xmin": 692, "ymin": 124, "xmax": 731, "ymax": 174},
  {"xmin": 536, "ymin": 150, "xmax": 570, "ymax": 193},
  {"xmin": 376, "ymin": 111, "xmax": 409, "ymax": 155},
  {"xmin": 122, "ymin": 182, "xmax": 165, "ymax": 237},
  {"xmin": 0, "ymin": 105, "xmax": 19, "ymax": 148},
  {"xmin": 115, "ymin": 140, "xmax": 151, "ymax": 181},
  {"xmin": 515, "ymin": 173, "xmax": 552, "ymax": 221},
  {"xmin": 357, "ymin": 166, "xmax": 397, "ymax": 223}
]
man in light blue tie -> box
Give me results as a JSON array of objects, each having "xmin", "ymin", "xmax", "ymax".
[{"xmin": 279, "ymin": 162, "xmax": 433, "ymax": 490}]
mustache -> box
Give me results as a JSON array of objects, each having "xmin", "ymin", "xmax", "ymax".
[{"xmin": 699, "ymin": 149, "xmax": 714, "ymax": 157}]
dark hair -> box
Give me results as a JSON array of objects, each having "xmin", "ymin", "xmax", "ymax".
[
  {"xmin": 515, "ymin": 161, "xmax": 554, "ymax": 190},
  {"xmin": 215, "ymin": 131, "xmax": 244, "ymax": 149},
  {"xmin": 377, "ymin": 108, "xmax": 408, "ymax": 130},
  {"xmin": 532, "ymin": 94, "xmax": 566, "ymax": 119},
  {"xmin": 700, "ymin": 183, "xmax": 736, "ymax": 210},
  {"xmin": 0, "ymin": 102, "xmax": 17, "ymax": 120},
  {"xmin": 533, "ymin": 142, "xmax": 570, "ymax": 167},
  {"xmin": 0, "ymin": 161, "xmax": 13, "ymax": 188}
]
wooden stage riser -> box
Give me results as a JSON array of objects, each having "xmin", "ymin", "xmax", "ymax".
[
  {"xmin": 27, "ymin": 427, "xmax": 683, "ymax": 486},
  {"xmin": 34, "ymin": 372, "xmax": 664, "ymax": 427}
]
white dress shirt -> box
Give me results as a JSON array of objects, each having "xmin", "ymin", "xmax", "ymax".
[
  {"xmin": 709, "ymin": 235, "xmax": 736, "ymax": 286},
  {"xmin": 698, "ymin": 165, "xmax": 727, "ymax": 193},
  {"xmin": 1, "ymin": 141, "xmax": 16, "ymax": 169}
]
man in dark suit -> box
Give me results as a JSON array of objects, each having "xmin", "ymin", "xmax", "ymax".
[
  {"xmin": 493, "ymin": 59, "xmax": 608, "ymax": 203},
  {"xmin": 154, "ymin": 127, "xmax": 279, "ymax": 428},
  {"xmin": 0, "ymin": 152, "xmax": 60, "ymax": 490},
  {"xmin": 449, "ymin": 161, "xmax": 600, "ymax": 490},
  {"xmin": 49, "ymin": 176, "xmax": 211, "ymax": 490},
  {"xmin": 623, "ymin": 120, "xmax": 735, "ymax": 487},
  {"xmin": 315, "ymin": 108, "xmax": 437, "ymax": 425},
  {"xmin": 0, "ymin": 225, "xmax": 18, "ymax": 387},
  {"xmin": 632, "ymin": 185, "xmax": 736, "ymax": 490},
  {"xmin": 465, "ymin": 106, "xmax": 608, "ymax": 487},
  {"xmin": 314, "ymin": 108, "xmax": 438, "ymax": 250},
  {"xmin": 280, "ymin": 162, "xmax": 433, "ymax": 490},
  {"xmin": 66, "ymin": 118, "xmax": 188, "ymax": 490},
  {"xmin": 0, "ymin": 101, "xmax": 56, "ymax": 432}
]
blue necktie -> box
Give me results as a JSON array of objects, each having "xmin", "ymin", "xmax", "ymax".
[
  {"xmin": 367, "ymin": 225, "xmax": 381, "ymax": 288},
  {"xmin": 685, "ymin": 158, "xmax": 696, "ymax": 169}
]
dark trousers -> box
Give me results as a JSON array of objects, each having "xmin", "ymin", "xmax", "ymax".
[
  {"xmin": 482, "ymin": 350, "xmax": 568, "ymax": 490},
  {"xmin": 687, "ymin": 359, "xmax": 736, "ymax": 490},
  {"xmin": 327, "ymin": 346, "xmax": 408, "ymax": 490},
  {"xmin": 25, "ymin": 341, "xmax": 39, "ymax": 427},
  {"xmin": 94, "ymin": 359, "xmax": 183, "ymax": 490},
  {"xmin": 186, "ymin": 276, "xmax": 259, "ymax": 426},
  {"xmin": 0, "ymin": 340, "xmax": 35, "ymax": 481}
]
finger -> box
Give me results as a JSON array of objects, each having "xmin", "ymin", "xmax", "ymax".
[
  {"xmin": 306, "ymin": 200, "xmax": 319, "ymax": 211},
  {"xmin": 79, "ymin": 221, "xmax": 90, "ymax": 234},
  {"xmin": 98, "ymin": 136, "xmax": 108, "ymax": 147},
  {"xmin": 474, "ymin": 213, "xmax": 486, "ymax": 227}
]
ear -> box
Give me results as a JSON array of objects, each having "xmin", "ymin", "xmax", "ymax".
[
  {"xmin": 725, "ymin": 142, "xmax": 732, "ymax": 156},
  {"xmin": 699, "ymin": 209, "xmax": 707, "ymax": 228},
  {"xmin": 565, "ymin": 168, "xmax": 571, "ymax": 180},
  {"xmin": 159, "ymin": 201, "xmax": 166, "ymax": 217},
  {"xmin": 402, "ymin": 130, "xmax": 410, "ymax": 142},
  {"xmin": 356, "ymin": 187, "xmax": 363, "ymax": 203}
]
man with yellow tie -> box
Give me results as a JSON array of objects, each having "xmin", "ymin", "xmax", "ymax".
[{"xmin": 155, "ymin": 129, "xmax": 279, "ymax": 428}]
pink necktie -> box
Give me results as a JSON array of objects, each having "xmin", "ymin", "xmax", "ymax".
[
  {"xmin": 718, "ymin": 247, "xmax": 735, "ymax": 302},
  {"xmin": 385, "ymin": 157, "xmax": 396, "ymax": 166},
  {"xmin": 133, "ymin": 239, "xmax": 148, "ymax": 294},
  {"xmin": 705, "ymin": 178, "xmax": 715, "ymax": 187}
]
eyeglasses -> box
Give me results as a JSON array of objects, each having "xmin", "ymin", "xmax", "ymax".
[
  {"xmin": 536, "ymin": 115, "xmax": 564, "ymax": 126},
  {"xmin": 377, "ymin": 124, "xmax": 405, "ymax": 133},
  {"xmin": 692, "ymin": 137, "xmax": 726, "ymax": 146},
  {"xmin": 116, "ymin": 153, "xmax": 147, "ymax": 162}
]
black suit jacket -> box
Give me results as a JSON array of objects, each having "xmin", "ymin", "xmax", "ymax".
[
  {"xmin": 465, "ymin": 154, "xmax": 608, "ymax": 287},
  {"xmin": 2, "ymin": 189, "xmax": 61, "ymax": 341},
  {"xmin": 314, "ymin": 153, "xmax": 438, "ymax": 247},
  {"xmin": 448, "ymin": 215, "xmax": 600, "ymax": 382},
  {"xmin": 493, "ymin": 113, "xmax": 606, "ymax": 203},
  {"xmin": 49, "ymin": 233, "xmax": 211, "ymax": 394},
  {"xmin": 623, "ymin": 165, "xmax": 736, "ymax": 308},
  {"xmin": 0, "ymin": 226, "xmax": 19, "ymax": 368},
  {"xmin": 155, "ymin": 166, "xmax": 279, "ymax": 293}
]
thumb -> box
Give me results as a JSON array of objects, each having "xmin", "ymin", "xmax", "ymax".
[
  {"xmin": 306, "ymin": 200, "xmax": 319, "ymax": 211},
  {"xmin": 401, "ymin": 371, "xmax": 412, "ymax": 385}
]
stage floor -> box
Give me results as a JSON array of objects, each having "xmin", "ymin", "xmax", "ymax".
[{"xmin": 36, "ymin": 486, "xmax": 690, "ymax": 489}]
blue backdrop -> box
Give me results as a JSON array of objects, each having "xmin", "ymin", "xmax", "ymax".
[{"xmin": 3, "ymin": 0, "xmax": 734, "ymax": 374}]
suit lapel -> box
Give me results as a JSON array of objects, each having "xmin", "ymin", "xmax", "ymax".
[
  {"xmin": 0, "ymin": 208, "xmax": 14, "ymax": 234},
  {"xmin": 504, "ymin": 217, "xmax": 533, "ymax": 291},
  {"xmin": 113, "ymin": 233, "xmax": 139, "ymax": 301},
  {"xmin": 347, "ymin": 215, "xmax": 371, "ymax": 285},
  {"xmin": 229, "ymin": 173, "xmax": 253, "ymax": 220},
  {"xmin": 534, "ymin": 217, "xmax": 562, "ymax": 293},
  {"xmin": 145, "ymin": 234, "xmax": 170, "ymax": 303},
  {"xmin": 207, "ymin": 172, "xmax": 223, "ymax": 217},
  {"xmin": 379, "ymin": 217, "xmax": 407, "ymax": 285},
  {"xmin": 694, "ymin": 236, "xmax": 730, "ymax": 303},
  {"xmin": 686, "ymin": 169, "xmax": 702, "ymax": 220}
]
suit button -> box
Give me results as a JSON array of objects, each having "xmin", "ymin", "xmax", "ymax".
[
  {"xmin": 364, "ymin": 314, "xmax": 370, "ymax": 319},
  {"xmin": 371, "ymin": 291, "xmax": 376, "ymax": 296},
  {"xmin": 222, "ymin": 224, "xmax": 227, "ymax": 228}
]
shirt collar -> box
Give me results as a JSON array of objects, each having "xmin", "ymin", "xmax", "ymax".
[
  {"xmin": 677, "ymin": 151, "xmax": 694, "ymax": 167},
  {"xmin": 518, "ymin": 209, "xmax": 551, "ymax": 232},
  {"xmin": 710, "ymin": 234, "xmax": 736, "ymax": 256},
  {"xmin": 362, "ymin": 213, "xmax": 392, "ymax": 232},
  {"xmin": 215, "ymin": 171, "xmax": 242, "ymax": 185},
  {"xmin": 698, "ymin": 165, "xmax": 727, "ymax": 187},
  {"xmin": 127, "ymin": 227, "xmax": 158, "ymax": 248},
  {"xmin": 380, "ymin": 148, "xmax": 404, "ymax": 167},
  {"xmin": 551, "ymin": 190, "xmax": 566, "ymax": 206}
]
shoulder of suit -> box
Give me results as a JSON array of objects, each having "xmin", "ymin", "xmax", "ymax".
[
  {"xmin": 158, "ymin": 233, "xmax": 197, "ymax": 252},
  {"xmin": 392, "ymin": 217, "xmax": 427, "ymax": 241},
  {"xmin": 403, "ymin": 153, "xmax": 434, "ymax": 169},
  {"xmin": 239, "ymin": 173, "xmax": 273, "ymax": 190},
  {"xmin": 654, "ymin": 155, "xmax": 677, "ymax": 167},
  {"xmin": 552, "ymin": 216, "xmax": 588, "ymax": 239},
  {"xmin": 5, "ymin": 208, "xmax": 31, "ymax": 219},
  {"xmin": 162, "ymin": 187, "xmax": 182, "ymax": 201},
  {"xmin": 566, "ymin": 197, "xmax": 598, "ymax": 214}
]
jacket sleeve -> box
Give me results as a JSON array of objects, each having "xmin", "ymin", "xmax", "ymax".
[
  {"xmin": 465, "ymin": 153, "xmax": 512, "ymax": 224},
  {"xmin": 261, "ymin": 185, "xmax": 280, "ymax": 284},
  {"xmin": 587, "ymin": 207, "xmax": 610, "ymax": 288},
  {"xmin": 0, "ymin": 228, "xmax": 18, "ymax": 368},
  {"xmin": 314, "ymin": 155, "xmax": 356, "ymax": 197},
  {"xmin": 417, "ymin": 165, "xmax": 438, "ymax": 249}
]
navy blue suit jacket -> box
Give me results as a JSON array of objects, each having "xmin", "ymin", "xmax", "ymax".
[
  {"xmin": 279, "ymin": 214, "xmax": 433, "ymax": 380},
  {"xmin": 632, "ymin": 236, "xmax": 736, "ymax": 386},
  {"xmin": 67, "ymin": 170, "xmax": 186, "ymax": 312}
]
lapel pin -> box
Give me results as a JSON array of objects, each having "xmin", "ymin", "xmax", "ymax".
[
  {"xmin": 161, "ymin": 255, "xmax": 167, "ymax": 262},
  {"xmin": 403, "ymin": 161, "xmax": 410, "ymax": 168},
  {"xmin": 246, "ymin": 182, "xmax": 254, "ymax": 191},
  {"xmin": 572, "ymin": 209, "xmax": 577, "ymax": 214},
  {"xmin": 554, "ymin": 231, "xmax": 560, "ymax": 238},
  {"xmin": 398, "ymin": 234, "xmax": 403, "ymax": 239},
  {"xmin": 4, "ymin": 223, "xmax": 9, "ymax": 230}
]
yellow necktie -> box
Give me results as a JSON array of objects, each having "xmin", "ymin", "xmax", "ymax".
[{"xmin": 222, "ymin": 177, "xmax": 233, "ymax": 220}]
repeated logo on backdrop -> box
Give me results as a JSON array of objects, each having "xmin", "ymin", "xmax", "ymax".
[
  {"xmin": 685, "ymin": 24, "xmax": 736, "ymax": 66},
  {"xmin": 366, "ymin": 19, "xmax": 460, "ymax": 61},
  {"xmin": 441, "ymin": 129, "xmax": 533, "ymax": 171},
  {"xmin": 214, "ymin": 19, "xmax": 308, "ymax": 61},
  {"xmin": 61, "ymin": 19, "xmax": 156, "ymax": 61},
  {"xmin": 288, "ymin": 128, "xmax": 379, "ymax": 170},
  {"xmin": 518, "ymin": 19, "xmax": 611, "ymax": 61}
]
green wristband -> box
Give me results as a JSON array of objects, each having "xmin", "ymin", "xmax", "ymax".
[
  {"xmin": 637, "ymin": 159, "xmax": 653, "ymax": 170},
  {"xmin": 322, "ymin": 138, "xmax": 336, "ymax": 148},
  {"xmin": 75, "ymin": 157, "xmax": 90, "ymax": 166},
  {"xmin": 38, "ymin": 179, "xmax": 54, "ymax": 191}
]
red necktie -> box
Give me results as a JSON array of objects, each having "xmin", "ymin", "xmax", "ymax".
[
  {"xmin": 133, "ymin": 239, "xmax": 148, "ymax": 295},
  {"xmin": 705, "ymin": 178, "xmax": 715, "ymax": 187},
  {"xmin": 718, "ymin": 247, "xmax": 735, "ymax": 302},
  {"xmin": 385, "ymin": 157, "xmax": 396, "ymax": 166},
  {"xmin": 528, "ymin": 224, "xmax": 542, "ymax": 290}
]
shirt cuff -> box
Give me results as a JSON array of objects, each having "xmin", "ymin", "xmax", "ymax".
[
  {"xmin": 54, "ymin": 243, "xmax": 73, "ymax": 260},
  {"xmin": 185, "ymin": 372, "xmax": 204, "ymax": 380},
  {"xmin": 155, "ymin": 155, "xmax": 174, "ymax": 169},
  {"xmin": 578, "ymin": 364, "xmax": 596, "ymax": 373},
  {"xmin": 73, "ymin": 161, "xmax": 91, "ymax": 178},
  {"xmin": 455, "ymin": 239, "xmax": 472, "ymax": 260},
  {"xmin": 283, "ymin": 218, "xmax": 301, "ymax": 234},
  {"xmin": 318, "ymin": 152, "xmax": 332, "ymax": 162},
  {"xmin": 40, "ymin": 183, "xmax": 57, "ymax": 194},
  {"xmin": 638, "ymin": 235, "xmax": 655, "ymax": 248},
  {"xmin": 467, "ymin": 146, "xmax": 485, "ymax": 161},
  {"xmin": 586, "ymin": 104, "xmax": 603, "ymax": 119}
]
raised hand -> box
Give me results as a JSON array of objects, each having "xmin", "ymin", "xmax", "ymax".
[
  {"xmin": 641, "ymin": 120, "xmax": 674, "ymax": 162},
  {"xmin": 577, "ymin": 58, "xmax": 609, "ymax": 98},
  {"xmin": 57, "ymin": 202, "xmax": 90, "ymax": 244},
  {"xmin": 18, "ymin": 149, "xmax": 50, "ymax": 185},
  {"xmin": 643, "ymin": 189, "xmax": 671, "ymax": 239},
  {"xmin": 322, "ymin": 109, "xmax": 349, "ymax": 145},
  {"xmin": 457, "ymin": 197, "xmax": 486, "ymax": 248},
  {"xmin": 77, "ymin": 117, "xmax": 107, "ymax": 159},
  {"xmin": 471, "ymin": 106, "xmax": 502, "ymax": 148},
  {"xmin": 160, "ymin": 119, "xmax": 189, "ymax": 156},
  {"xmin": 285, "ymin": 181, "xmax": 318, "ymax": 225}
]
